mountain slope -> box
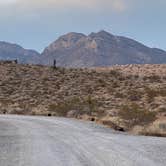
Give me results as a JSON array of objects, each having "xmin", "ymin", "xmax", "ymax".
[
  {"xmin": 42, "ymin": 30, "xmax": 166, "ymax": 67},
  {"xmin": 0, "ymin": 41, "xmax": 40, "ymax": 64}
]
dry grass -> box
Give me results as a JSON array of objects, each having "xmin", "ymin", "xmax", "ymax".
[{"xmin": 0, "ymin": 62, "xmax": 165, "ymax": 136}]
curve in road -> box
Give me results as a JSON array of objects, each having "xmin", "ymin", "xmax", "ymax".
[{"xmin": 0, "ymin": 115, "xmax": 166, "ymax": 166}]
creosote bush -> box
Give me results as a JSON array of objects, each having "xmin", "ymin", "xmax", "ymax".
[
  {"xmin": 118, "ymin": 103, "xmax": 157, "ymax": 129},
  {"xmin": 146, "ymin": 75, "xmax": 161, "ymax": 82},
  {"xmin": 128, "ymin": 90, "xmax": 142, "ymax": 101},
  {"xmin": 48, "ymin": 96, "xmax": 101, "ymax": 117},
  {"xmin": 145, "ymin": 87, "xmax": 166, "ymax": 103},
  {"xmin": 109, "ymin": 70, "xmax": 121, "ymax": 77}
]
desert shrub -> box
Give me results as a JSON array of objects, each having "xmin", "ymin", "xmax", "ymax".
[
  {"xmin": 133, "ymin": 75, "xmax": 139, "ymax": 79},
  {"xmin": 85, "ymin": 95, "xmax": 99, "ymax": 113},
  {"xmin": 51, "ymin": 66, "xmax": 66, "ymax": 74},
  {"xmin": 114, "ymin": 92, "xmax": 125, "ymax": 98},
  {"xmin": 140, "ymin": 123, "xmax": 166, "ymax": 137},
  {"xmin": 98, "ymin": 79, "xmax": 107, "ymax": 87},
  {"xmin": 159, "ymin": 123, "xmax": 166, "ymax": 131},
  {"xmin": 118, "ymin": 76, "xmax": 126, "ymax": 81},
  {"xmin": 145, "ymin": 87, "xmax": 166, "ymax": 102},
  {"xmin": 102, "ymin": 120, "xmax": 125, "ymax": 131},
  {"xmin": 143, "ymin": 76, "xmax": 148, "ymax": 81},
  {"xmin": 125, "ymin": 75, "xmax": 133, "ymax": 80},
  {"xmin": 48, "ymin": 96, "xmax": 100, "ymax": 117},
  {"xmin": 143, "ymin": 75, "xmax": 161, "ymax": 82},
  {"xmin": 0, "ymin": 99, "xmax": 14, "ymax": 105},
  {"xmin": 158, "ymin": 107, "xmax": 166, "ymax": 113},
  {"xmin": 109, "ymin": 70, "xmax": 121, "ymax": 77},
  {"xmin": 147, "ymin": 75, "xmax": 161, "ymax": 82},
  {"xmin": 124, "ymin": 80, "xmax": 130, "ymax": 86},
  {"xmin": 48, "ymin": 97, "xmax": 81, "ymax": 116},
  {"xmin": 140, "ymin": 131, "xmax": 166, "ymax": 137},
  {"xmin": 127, "ymin": 90, "xmax": 142, "ymax": 101},
  {"xmin": 112, "ymin": 81, "xmax": 120, "ymax": 88},
  {"xmin": 118, "ymin": 103, "xmax": 157, "ymax": 129},
  {"xmin": 144, "ymin": 87, "xmax": 158, "ymax": 102},
  {"xmin": 110, "ymin": 70, "xmax": 126, "ymax": 82},
  {"xmin": 158, "ymin": 89, "xmax": 166, "ymax": 97}
]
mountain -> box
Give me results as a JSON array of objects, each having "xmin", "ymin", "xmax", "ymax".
[
  {"xmin": 41, "ymin": 30, "xmax": 166, "ymax": 67},
  {"xmin": 1, "ymin": 31, "xmax": 166, "ymax": 67},
  {"xmin": 0, "ymin": 41, "xmax": 40, "ymax": 64}
]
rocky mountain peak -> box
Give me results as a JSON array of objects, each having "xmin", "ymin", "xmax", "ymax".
[
  {"xmin": 41, "ymin": 30, "xmax": 166, "ymax": 67},
  {"xmin": 43, "ymin": 32, "xmax": 86, "ymax": 53},
  {"xmin": 1, "ymin": 30, "xmax": 166, "ymax": 67},
  {"xmin": 89, "ymin": 30, "xmax": 114, "ymax": 39}
]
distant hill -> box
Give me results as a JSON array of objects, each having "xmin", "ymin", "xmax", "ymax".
[
  {"xmin": 41, "ymin": 30, "xmax": 166, "ymax": 67},
  {"xmin": 0, "ymin": 41, "xmax": 40, "ymax": 64}
]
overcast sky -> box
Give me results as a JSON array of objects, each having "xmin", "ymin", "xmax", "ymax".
[{"xmin": 0, "ymin": 0, "xmax": 165, "ymax": 52}]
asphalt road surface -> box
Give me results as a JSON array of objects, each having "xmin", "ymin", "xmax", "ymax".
[{"xmin": 0, "ymin": 115, "xmax": 166, "ymax": 166}]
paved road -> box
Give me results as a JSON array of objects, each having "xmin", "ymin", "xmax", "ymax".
[{"xmin": 0, "ymin": 115, "xmax": 166, "ymax": 166}]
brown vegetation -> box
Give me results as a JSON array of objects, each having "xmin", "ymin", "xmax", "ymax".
[
  {"xmin": 118, "ymin": 103, "xmax": 157, "ymax": 130},
  {"xmin": 0, "ymin": 62, "xmax": 165, "ymax": 136}
]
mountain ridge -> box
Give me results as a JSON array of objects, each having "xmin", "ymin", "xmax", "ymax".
[
  {"xmin": 41, "ymin": 30, "xmax": 166, "ymax": 67},
  {"xmin": 0, "ymin": 30, "xmax": 166, "ymax": 67},
  {"xmin": 0, "ymin": 41, "xmax": 41, "ymax": 64}
]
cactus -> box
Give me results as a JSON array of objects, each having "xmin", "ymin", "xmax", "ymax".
[
  {"xmin": 14, "ymin": 59, "xmax": 18, "ymax": 64},
  {"xmin": 53, "ymin": 59, "xmax": 57, "ymax": 69}
]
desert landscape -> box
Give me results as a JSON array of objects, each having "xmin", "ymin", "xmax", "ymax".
[
  {"xmin": 0, "ymin": 61, "xmax": 165, "ymax": 136},
  {"xmin": 1, "ymin": 1, "xmax": 166, "ymax": 165}
]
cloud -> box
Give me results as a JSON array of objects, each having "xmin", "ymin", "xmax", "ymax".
[
  {"xmin": 0, "ymin": 0, "xmax": 127, "ymax": 12},
  {"xmin": 0, "ymin": 0, "xmax": 17, "ymax": 4}
]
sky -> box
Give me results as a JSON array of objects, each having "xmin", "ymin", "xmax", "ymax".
[{"xmin": 0, "ymin": 0, "xmax": 165, "ymax": 52}]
